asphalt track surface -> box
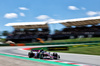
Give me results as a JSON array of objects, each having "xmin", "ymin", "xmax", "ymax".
[{"xmin": 0, "ymin": 45, "xmax": 100, "ymax": 66}]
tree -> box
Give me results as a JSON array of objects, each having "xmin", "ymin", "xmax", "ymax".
[
  {"xmin": 55, "ymin": 29, "xmax": 59, "ymax": 33},
  {"xmin": 2, "ymin": 31, "xmax": 9, "ymax": 36}
]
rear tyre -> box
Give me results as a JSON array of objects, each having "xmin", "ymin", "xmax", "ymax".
[{"xmin": 28, "ymin": 52, "xmax": 34, "ymax": 58}]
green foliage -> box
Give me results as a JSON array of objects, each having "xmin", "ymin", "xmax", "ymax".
[
  {"xmin": 54, "ymin": 29, "xmax": 59, "ymax": 32},
  {"xmin": 51, "ymin": 46, "xmax": 100, "ymax": 55},
  {"xmin": 44, "ymin": 37, "xmax": 100, "ymax": 43},
  {"xmin": 0, "ymin": 38, "xmax": 6, "ymax": 42},
  {"xmin": 2, "ymin": 31, "xmax": 9, "ymax": 36}
]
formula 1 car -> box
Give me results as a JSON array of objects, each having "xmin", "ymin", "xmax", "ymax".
[{"xmin": 28, "ymin": 49, "xmax": 60, "ymax": 60}]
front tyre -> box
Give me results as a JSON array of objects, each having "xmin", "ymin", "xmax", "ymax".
[
  {"xmin": 53, "ymin": 53, "xmax": 60, "ymax": 60},
  {"xmin": 40, "ymin": 54, "xmax": 44, "ymax": 59}
]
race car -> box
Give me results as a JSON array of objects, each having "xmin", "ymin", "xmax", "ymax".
[{"xmin": 28, "ymin": 49, "xmax": 60, "ymax": 60}]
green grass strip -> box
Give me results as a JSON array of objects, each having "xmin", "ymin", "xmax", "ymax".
[{"xmin": 0, "ymin": 53, "xmax": 78, "ymax": 66}]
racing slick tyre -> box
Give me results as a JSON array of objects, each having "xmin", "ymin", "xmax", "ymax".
[
  {"xmin": 53, "ymin": 53, "xmax": 60, "ymax": 60},
  {"xmin": 40, "ymin": 54, "xmax": 44, "ymax": 59},
  {"xmin": 28, "ymin": 52, "xmax": 34, "ymax": 58}
]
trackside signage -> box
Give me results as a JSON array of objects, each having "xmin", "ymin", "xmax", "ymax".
[{"xmin": 48, "ymin": 46, "xmax": 69, "ymax": 51}]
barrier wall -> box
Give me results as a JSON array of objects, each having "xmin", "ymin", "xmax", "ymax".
[
  {"xmin": 25, "ymin": 41, "xmax": 100, "ymax": 46},
  {"xmin": 0, "ymin": 44, "xmax": 10, "ymax": 46},
  {"xmin": 1, "ymin": 41, "xmax": 100, "ymax": 46},
  {"xmin": 31, "ymin": 43, "xmax": 100, "ymax": 51}
]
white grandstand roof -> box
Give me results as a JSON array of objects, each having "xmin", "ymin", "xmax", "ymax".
[
  {"xmin": 49, "ymin": 16, "xmax": 100, "ymax": 23},
  {"xmin": 49, "ymin": 16, "xmax": 100, "ymax": 27},
  {"xmin": 5, "ymin": 22, "xmax": 47, "ymax": 26},
  {"xmin": 5, "ymin": 16, "xmax": 100, "ymax": 29},
  {"xmin": 5, "ymin": 22, "xmax": 48, "ymax": 29}
]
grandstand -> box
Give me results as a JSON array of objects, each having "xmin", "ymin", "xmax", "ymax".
[
  {"xmin": 50, "ymin": 16, "xmax": 100, "ymax": 40},
  {"xmin": 5, "ymin": 22, "xmax": 50, "ymax": 43},
  {"xmin": 5, "ymin": 16, "xmax": 100, "ymax": 43}
]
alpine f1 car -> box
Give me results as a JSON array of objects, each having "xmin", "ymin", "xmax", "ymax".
[{"xmin": 28, "ymin": 49, "xmax": 60, "ymax": 60}]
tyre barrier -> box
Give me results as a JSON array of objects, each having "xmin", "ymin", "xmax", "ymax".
[
  {"xmin": 17, "ymin": 43, "xmax": 25, "ymax": 46},
  {"xmin": 0, "ymin": 43, "xmax": 25, "ymax": 46}
]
